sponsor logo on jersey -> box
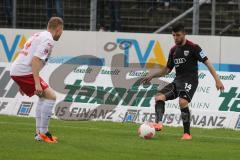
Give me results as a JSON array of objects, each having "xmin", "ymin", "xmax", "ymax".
[
  {"xmin": 44, "ymin": 49, "xmax": 49, "ymax": 55},
  {"xmin": 174, "ymin": 58, "xmax": 186, "ymax": 65}
]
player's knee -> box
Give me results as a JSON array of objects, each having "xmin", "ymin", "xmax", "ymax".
[
  {"xmin": 51, "ymin": 93, "xmax": 57, "ymax": 101},
  {"xmin": 155, "ymin": 93, "xmax": 166, "ymax": 102},
  {"xmin": 49, "ymin": 92, "xmax": 57, "ymax": 101},
  {"xmin": 179, "ymin": 98, "xmax": 189, "ymax": 108},
  {"xmin": 43, "ymin": 88, "xmax": 57, "ymax": 100}
]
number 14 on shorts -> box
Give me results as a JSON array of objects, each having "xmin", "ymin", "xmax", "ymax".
[{"xmin": 185, "ymin": 83, "xmax": 192, "ymax": 92}]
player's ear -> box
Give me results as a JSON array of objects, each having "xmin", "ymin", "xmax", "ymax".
[{"xmin": 57, "ymin": 26, "xmax": 63, "ymax": 33}]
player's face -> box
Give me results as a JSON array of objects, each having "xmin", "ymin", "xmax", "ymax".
[
  {"xmin": 172, "ymin": 31, "xmax": 186, "ymax": 45},
  {"xmin": 53, "ymin": 26, "xmax": 63, "ymax": 41}
]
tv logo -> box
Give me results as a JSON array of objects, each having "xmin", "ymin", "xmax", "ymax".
[
  {"xmin": 117, "ymin": 38, "xmax": 166, "ymax": 68},
  {"xmin": 0, "ymin": 34, "xmax": 26, "ymax": 62},
  {"xmin": 105, "ymin": 38, "xmax": 166, "ymax": 68},
  {"xmin": 17, "ymin": 102, "xmax": 33, "ymax": 116}
]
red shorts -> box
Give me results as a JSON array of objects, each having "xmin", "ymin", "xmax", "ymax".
[{"xmin": 11, "ymin": 74, "xmax": 49, "ymax": 97}]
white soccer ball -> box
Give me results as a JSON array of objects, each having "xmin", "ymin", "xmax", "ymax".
[{"xmin": 138, "ymin": 123, "xmax": 155, "ymax": 139}]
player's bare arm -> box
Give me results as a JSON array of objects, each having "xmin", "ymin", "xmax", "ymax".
[
  {"xmin": 32, "ymin": 56, "xmax": 43, "ymax": 96},
  {"xmin": 141, "ymin": 67, "xmax": 171, "ymax": 84},
  {"xmin": 204, "ymin": 59, "xmax": 225, "ymax": 91}
]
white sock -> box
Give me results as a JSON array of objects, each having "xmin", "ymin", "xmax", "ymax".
[
  {"xmin": 36, "ymin": 98, "xmax": 44, "ymax": 133},
  {"xmin": 40, "ymin": 99, "xmax": 55, "ymax": 134}
]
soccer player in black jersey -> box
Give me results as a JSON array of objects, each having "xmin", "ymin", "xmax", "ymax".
[{"xmin": 142, "ymin": 23, "xmax": 224, "ymax": 140}]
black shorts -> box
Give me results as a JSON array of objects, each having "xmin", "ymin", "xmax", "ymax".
[{"xmin": 158, "ymin": 80, "xmax": 198, "ymax": 102}]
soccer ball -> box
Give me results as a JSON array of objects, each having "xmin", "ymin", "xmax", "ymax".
[{"xmin": 138, "ymin": 123, "xmax": 155, "ymax": 139}]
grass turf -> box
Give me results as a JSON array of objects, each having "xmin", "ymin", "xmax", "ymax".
[{"xmin": 0, "ymin": 115, "xmax": 240, "ymax": 160}]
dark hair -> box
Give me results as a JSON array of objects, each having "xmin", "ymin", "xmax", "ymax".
[{"xmin": 171, "ymin": 23, "xmax": 185, "ymax": 32}]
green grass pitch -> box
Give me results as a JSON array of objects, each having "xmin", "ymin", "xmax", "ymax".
[{"xmin": 0, "ymin": 115, "xmax": 240, "ymax": 160}]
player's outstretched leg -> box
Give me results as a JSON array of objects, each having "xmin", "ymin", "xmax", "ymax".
[
  {"xmin": 179, "ymin": 98, "xmax": 192, "ymax": 140},
  {"xmin": 152, "ymin": 93, "xmax": 166, "ymax": 131},
  {"xmin": 37, "ymin": 88, "xmax": 58, "ymax": 143}
]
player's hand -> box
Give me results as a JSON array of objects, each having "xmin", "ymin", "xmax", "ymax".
[
  {"xmin": 19, "ymin": 88, "xmax": 25, "ymax": 96},
  {"xmin": 141, "ymin": 75, "xmax": 153, "ymax": 84},
  {"xmin": 35, "ymin": 83, "xmax": 43, "ymax": 96},
  {"xmin": 216, "ymin": 80, "xmax": 224, "ymax": 92}
]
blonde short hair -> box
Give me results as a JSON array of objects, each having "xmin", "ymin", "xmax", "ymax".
[{"xmin": 47, "ymin": 17, "xmax": 63, "ymax": 30}]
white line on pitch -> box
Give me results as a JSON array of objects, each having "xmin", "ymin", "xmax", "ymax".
[{"xmin": 0, "ymin": 121, "xmax": 240, "ymax": 141}]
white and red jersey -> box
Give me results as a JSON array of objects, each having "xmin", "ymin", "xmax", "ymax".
[{"xmin": 10, "ymin": 31, "xmax": 54, "ymax": 76}]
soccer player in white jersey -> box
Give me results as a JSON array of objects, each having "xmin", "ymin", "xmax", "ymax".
[{"xmin": 10, "ymin": 17, "xmax": 63, "ymax": 143}]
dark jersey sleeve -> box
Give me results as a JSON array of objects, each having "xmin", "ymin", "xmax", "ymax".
[
  {"xmin": 166, "ymin": 51, "xmax": 174, "ymax": 71},
  {"xmin": 194, "ymin": 45, "xmax": 208, "ymax": 63}
]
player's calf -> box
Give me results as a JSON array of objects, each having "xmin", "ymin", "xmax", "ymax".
[
  {"xmin": 35, "ymin": 88, "xmax": 58, "ymax": 143},
  {"xmin": 154, "ymin": 94, "xmax": 166, "ymax": 131},
  {"xmin": 179, "ymin": 98, "xmax": 191, "ymax": 139}
]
